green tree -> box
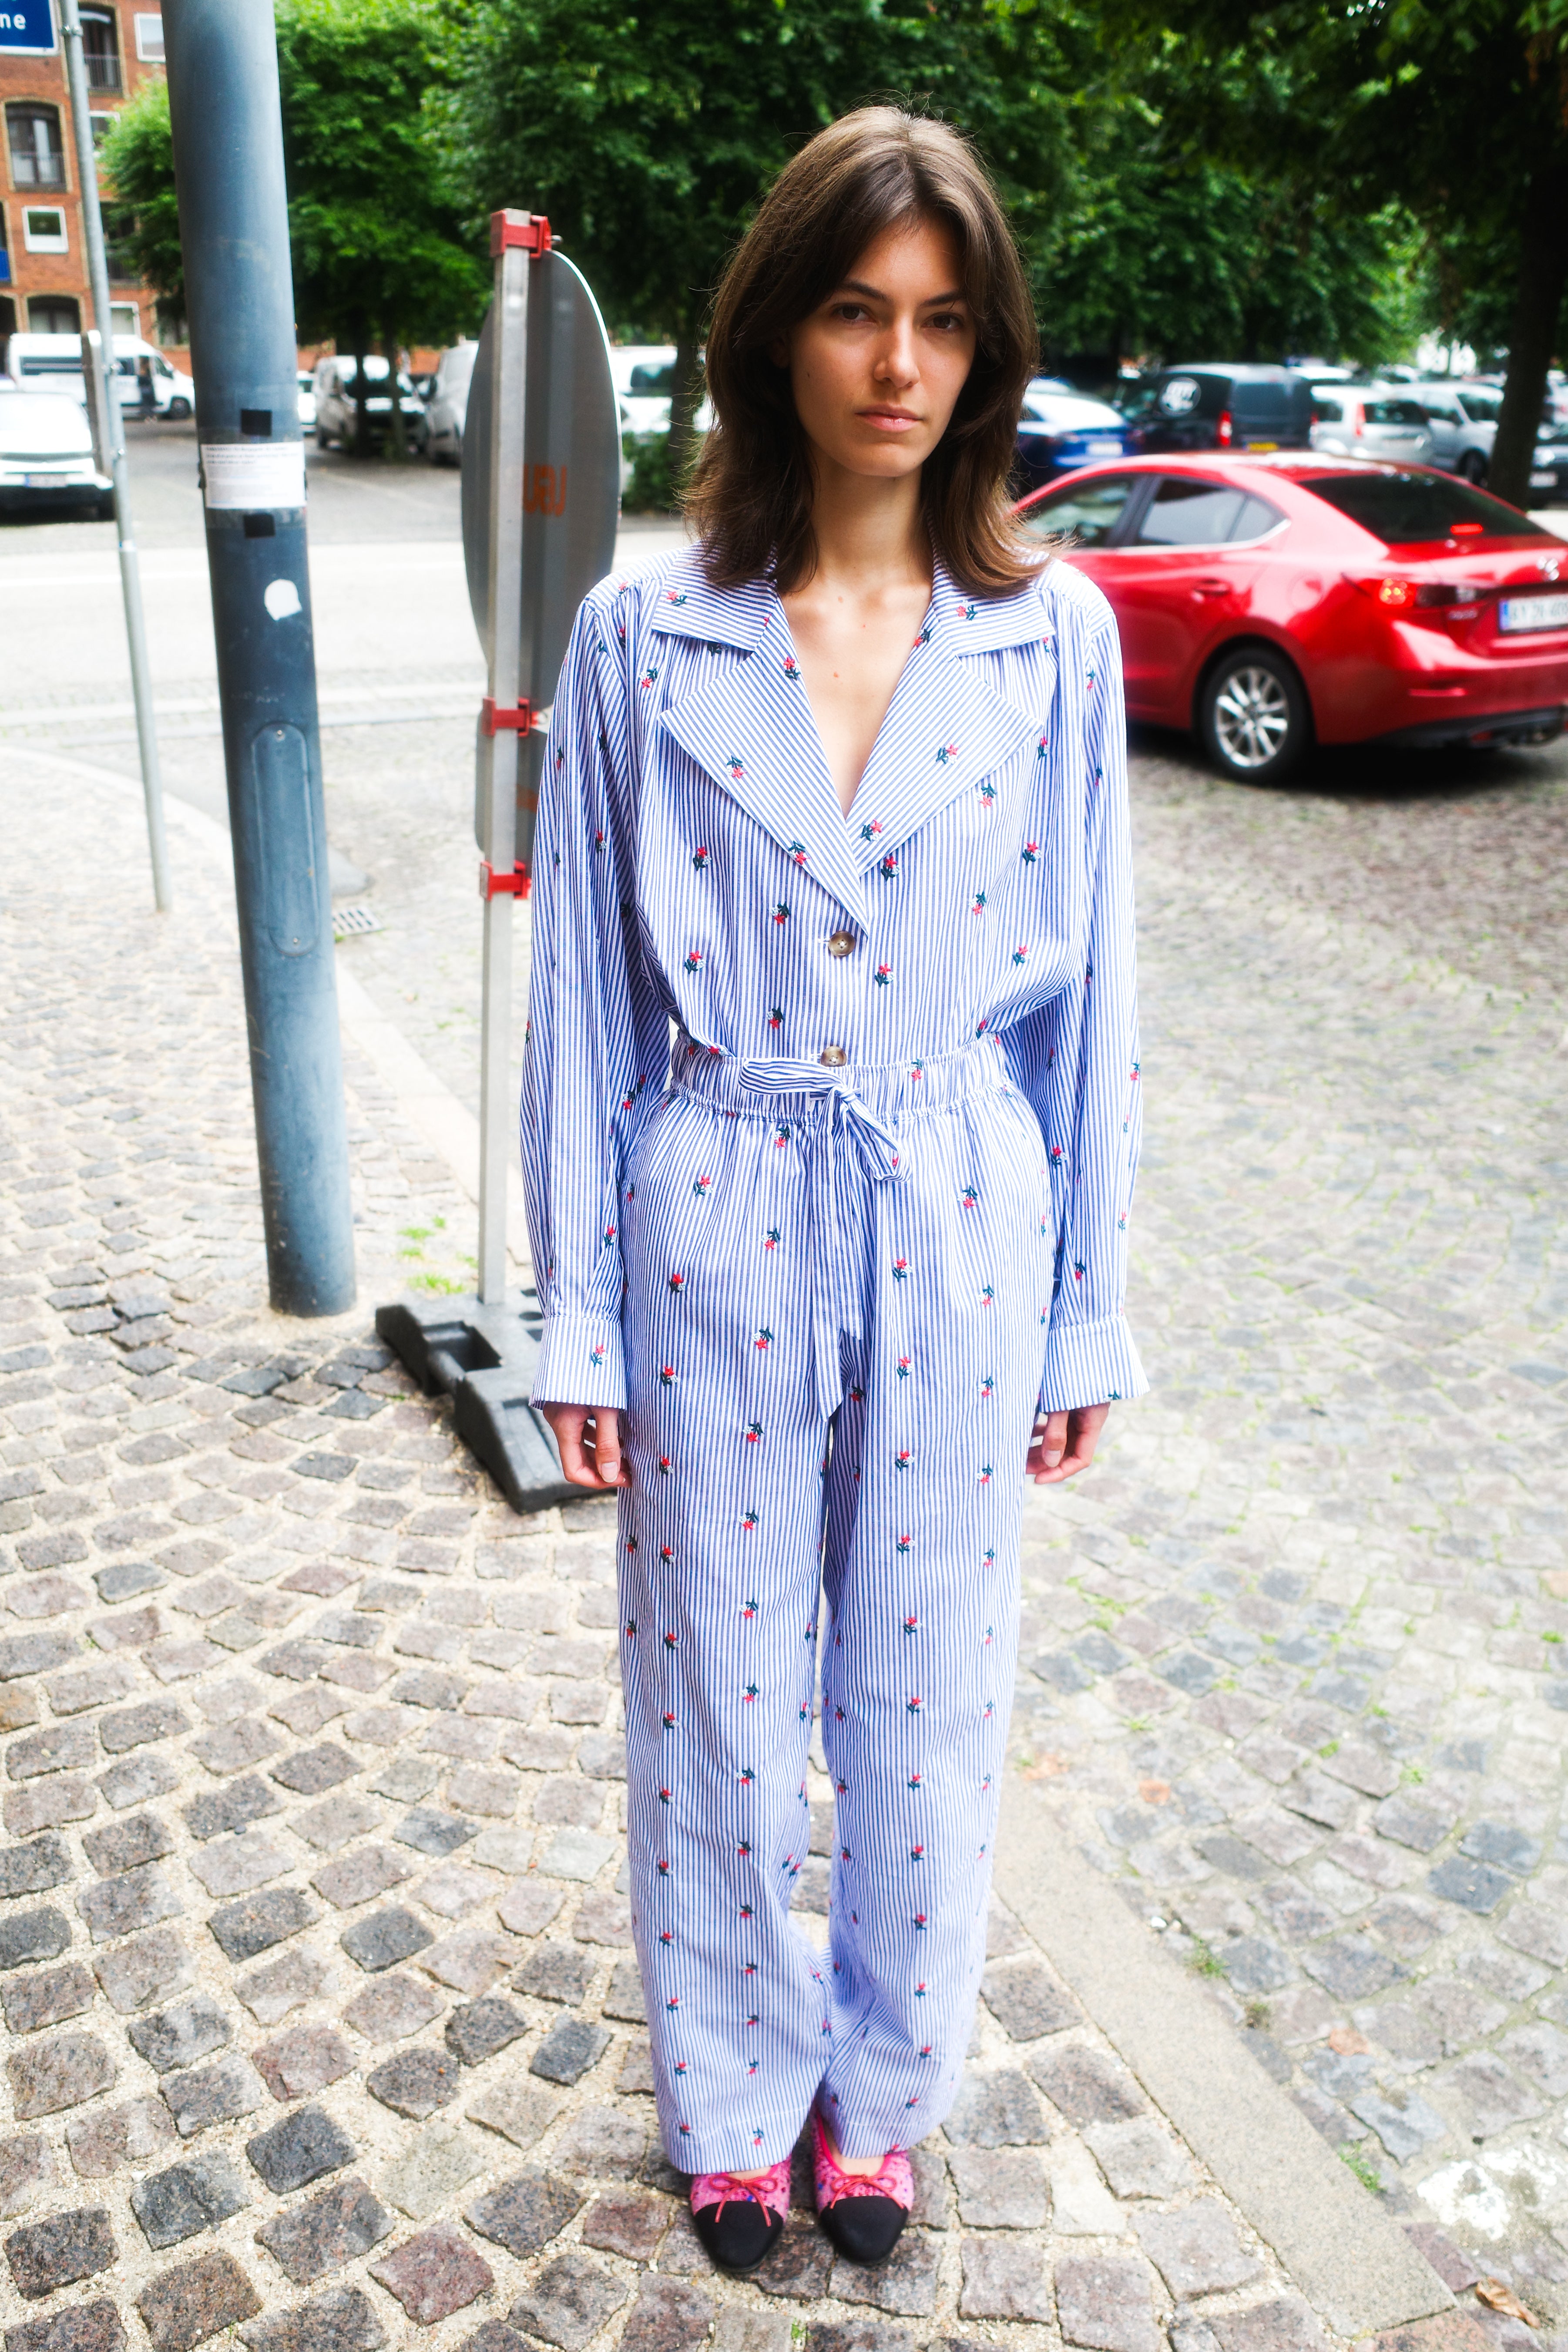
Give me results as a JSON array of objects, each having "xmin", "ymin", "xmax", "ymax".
[
  {"xmin": 103, "ymin": 0, "xmax": 487, "ymax": 454},
  {"xmin": 100, "ymin": 80, "xmax": 185, "ymax": 338},
  {"xmin": 449, "ymin": 0, "xmax": 1078, "ymax": 453},
  {"xmin": 1103, "ymin": 0, "xmax": 1568, "ymax": 503},
  {"xmin": 1031, "ymin": 24, "xmax": 1423, "ymax": 372}
]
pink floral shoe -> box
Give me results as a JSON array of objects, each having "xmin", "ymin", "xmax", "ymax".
[
  {"xmin": 689, "ymin": 2154, "xmax": 791, "ymax": 2272},
  {"xmin": 811, "ymin": 2105, "xmax": 913, "ymax": 2264}
]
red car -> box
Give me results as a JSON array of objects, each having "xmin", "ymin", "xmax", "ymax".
[{"xmin": 1015, "ymin": 454, "xmax": 1568, "ymax": 782}]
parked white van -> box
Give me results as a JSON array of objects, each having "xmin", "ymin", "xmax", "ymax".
[{"xmin": 2, "ymin": 333, "xmax": 195, "ymax": 418}]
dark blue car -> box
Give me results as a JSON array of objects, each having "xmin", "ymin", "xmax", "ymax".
[{"xmin": 1014, "ymin": 379, "xmax": 1132, "ymax": 488}]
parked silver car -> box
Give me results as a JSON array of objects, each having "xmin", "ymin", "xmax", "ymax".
[
  {"xmin": 312, "ymin": 354, "xmax": 427, "ymax": 452},
  {"xmin": 0, "ymin": 389, "xmax": 113, "ymax": 517},
  {"xmin": 424, "ymin": 342, "xmax": 477, "ymax": 466},
  {"xmin": 1309, "ymin": 385, "xmax": 1434, "ymax": 465},
  {"xmin": 1405, "ymin": 381, "xmax": 1499, "ymax": 482}
]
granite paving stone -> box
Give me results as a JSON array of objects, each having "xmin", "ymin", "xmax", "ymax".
[
  {"xmin": 236, "ymin": 2286, "xmax": 387, "ymax": 2352},
  {"xmin": 130, "ymin": 2152, "xmax": 249, "ymax": 2249},
  {"xmin": 464, "ymin": 2171, "xmax": 585, "ymax": 2257},
  {"xmin": 127, "ymin": 1994, "xmax": 230, "ymax": 2075},
  {"xmin": 2, "ymin": 2302, "xmax": 125, "ymax": 2352},
  {"xmin": 4, "ymin": 2206, "xmax": 115, "ymax": 2299},
  {"xmin": 1056, "ymin": 2253, "xmax": 1160, "ymax": 2352},
  {"xmin": 245, "ymin": 2105, "xmax": 356, "ymax": 2193},
  {"xmin": 960, "ymin": 2233, "xmax": 1056, "ymax": 2322},
  {"xmin": 136, "ymin": 2249, "xmax": 263, "ymax": 2351},
  {"xmin": 367, "ymin": 2222, "xmax": 494, "ymax": 2323},
  {"xmin": 505, "ymin": 2252, "xmax": 628, "ymax": 2349},
  {"xmin": 254, "ymin": 2179, "xmax": 393, "ymax": 2284},
  {"xmin": 1134, "ymin": 2199, "xmax": 1263, "ymax": 2296},
  {"xmin": 7, "ymin": 2030, "xmax": 115, "ymax": 2118}
]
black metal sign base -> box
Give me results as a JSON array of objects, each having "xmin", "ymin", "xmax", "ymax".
[{"xmin": 375, "ymin": 1288, "xmax": 578, "ymax": 1515}]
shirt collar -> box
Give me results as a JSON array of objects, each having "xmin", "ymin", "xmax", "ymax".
[{"xmin": 645, "ymin": 546, "xmax": 1052, "ymax": 656}]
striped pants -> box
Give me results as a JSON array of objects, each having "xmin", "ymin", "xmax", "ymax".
[{"xmin": 616, "ymin": 1036, "xmax": 1050, "ymax": 2171}]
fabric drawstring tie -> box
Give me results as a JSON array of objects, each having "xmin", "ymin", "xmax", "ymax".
[{"xmin": 732, "ymin": 1055, "xmax": 908, "ymax": 1422}]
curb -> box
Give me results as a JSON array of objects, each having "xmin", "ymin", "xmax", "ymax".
[{"xmin": 996, "ymin": 1778, "xmax": 1454, "ymax": 2339}]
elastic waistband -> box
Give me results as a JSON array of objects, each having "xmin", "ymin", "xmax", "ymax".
[{"xmin": 668, "ymin": 1032, "xmax": 1012, "ymax": 1129}]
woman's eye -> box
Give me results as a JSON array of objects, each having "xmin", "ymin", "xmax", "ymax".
[
  {"xmin": 832, "ymin": 302, "xmax": 870, "ymax": 323},
  {"xmin": 928, "ymin": 311, "xmax": 967, "ymax": 333}
]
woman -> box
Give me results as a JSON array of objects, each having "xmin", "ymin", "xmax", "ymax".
[{"xmin": 521, "ymin": 106, "xmax": 1145, "ymax": 2275}]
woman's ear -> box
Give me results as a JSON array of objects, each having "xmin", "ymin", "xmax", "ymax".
[{"xmin": 769, "ymin": 335, "xmax": 790, "ymax": 370}]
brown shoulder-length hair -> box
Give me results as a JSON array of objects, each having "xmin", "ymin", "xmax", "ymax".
[{"xmin": 687, "ymin": 106, "xmax": 1040, "ymax": 598}]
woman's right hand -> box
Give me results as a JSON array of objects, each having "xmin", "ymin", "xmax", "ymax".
[{"xmin": 541, "ymin": 1403, "xmax": 631, "ymax": 1489}]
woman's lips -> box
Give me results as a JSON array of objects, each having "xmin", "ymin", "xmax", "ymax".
[{"xmin": 859, "ymin": 408, "xmax": 921, "ymax": 433}]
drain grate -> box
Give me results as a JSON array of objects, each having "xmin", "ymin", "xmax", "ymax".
[{"xmin": 332, "ymin": 903, "xmax": 384, "ymax": 941}]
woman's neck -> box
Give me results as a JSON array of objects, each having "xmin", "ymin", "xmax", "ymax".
[{"xmin": 805, "ymin": 454, "xmax": 930, "ymax": 598}]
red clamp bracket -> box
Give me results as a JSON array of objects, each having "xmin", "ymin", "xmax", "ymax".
[
  {"xmin": 481, "ymin": 697, "xmax": 536, "ymax": 737},
  {"xmin": 490, "ymin": 210, "xmax": 552, "ymax": 257},
  {"xmin": 480, "ymin": 861, "xmax": 531, "ymax": 901}
]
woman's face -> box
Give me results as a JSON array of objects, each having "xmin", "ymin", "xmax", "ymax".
[{"xmin": 783, "ymin": 215, "xmax": 977, "ymax": 484}]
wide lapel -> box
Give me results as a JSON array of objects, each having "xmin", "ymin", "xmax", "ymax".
[
  {"xmin": 840, "ymin": 565, "xmax": 1048, "ymax": 871},
  {"xmin": 654, "ymin": 565, "xmax": 866, "ymax": 922}
]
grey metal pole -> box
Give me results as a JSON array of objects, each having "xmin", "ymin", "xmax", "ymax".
[
  {"xmin": 162, "ymin": 0, "xmax": 356, "ymax": 1317},
  {"xmin": 476, "ymin": 218, "xmax": 532, "ymax": 1304},
  {"xmin": 60, "ymin": 0, "xmax": 171, "ymax": 913}
]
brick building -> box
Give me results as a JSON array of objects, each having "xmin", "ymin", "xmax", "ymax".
[{"xmin": 0, "ymin": 0, "xmax": 165, "ymax": 359}]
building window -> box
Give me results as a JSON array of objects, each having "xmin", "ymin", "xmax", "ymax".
[
  {"xmin": 133, "ymin": 13, "xmax": 163, "ymax": 60},
  {"xmin": 23, "ymin": 206, "xmax": 68, "ymax": 254},
  {"xmin": 90, "ymin": 113, "xmax": 118, "ymax": 149},
  {"xmin": 111, "ymin": 299, "xmax": 139, "ymax": 337},
  {"xmin": 0, "ymin": 207, "xmax": 9, "ymax": 286},
  {"xmin": 28, "ymin": 294, "xmax": 81, "ymax": 333},
  {"xmin": 7, "ymin": 105, "xmax": 67, "ymax": 191},
  {"xmin": 80, "ymin": 9, "xmax": 121, "ymax": 90}
]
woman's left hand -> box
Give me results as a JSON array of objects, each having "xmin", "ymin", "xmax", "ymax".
[{"xmin": 1026, "ymin": 1402, "xmax": 1110, "ymax": 1485}]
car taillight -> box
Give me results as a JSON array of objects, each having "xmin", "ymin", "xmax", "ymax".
[
  {"xmin": 1352, "ymin": 577, "xmax": 1487, "ymax": 612},
  {"xmin": 1216, "ymin": 411, "xmax": 1233, "ymax": 447}
]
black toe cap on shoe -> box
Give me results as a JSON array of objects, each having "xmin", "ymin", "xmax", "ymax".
[
  {"xmin": 819, "ymin": 2192, "xmax": 909, "ymax": 2264},
  {"xmin": 691, "ymin": 2197, "xmax": 785, "ymax": 2274}
]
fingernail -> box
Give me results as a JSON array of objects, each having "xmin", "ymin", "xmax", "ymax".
[{"xmin": 1044, "ymin": 1450, "xmax": 1062, "ymax": 1468}]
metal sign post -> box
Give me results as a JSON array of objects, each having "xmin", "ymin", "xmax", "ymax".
[
  {"xmin": 164, "ymin": 0, "xmax": 356, "ymax": 1318},
  {"xmin": 377, "ymin": 211, "xmax": 621, "ymax": 1511},
  {"xmin": 60, "ymin": 0, "xmax": 171, "ymax": 914}
]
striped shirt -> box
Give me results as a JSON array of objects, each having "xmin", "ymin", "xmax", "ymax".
[{"xmin": 520, "ymin": 544, "xmax": 1147, "ymax": 1417}]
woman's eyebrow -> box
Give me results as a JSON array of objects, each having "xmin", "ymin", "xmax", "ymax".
[{"xmin": 834, "ymin": 278, "xmax": 969, "ymax": 306}]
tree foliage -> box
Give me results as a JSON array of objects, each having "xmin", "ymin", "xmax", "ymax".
[
  {"xmin": 1099, "ymin": 0, "xmax": 1568, "ymax": 497},
  {"xmin": 445, "ymin": 0, "xmax": 1080, "ymax": 435},
  {"xmin": 103, "ymin": 0, "xmax": 487, "ymax": 378}
]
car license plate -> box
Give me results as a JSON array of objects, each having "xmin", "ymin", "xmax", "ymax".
[
  {"xmin": 23, "ymin": 474, "xmax": 61, "ymax": 488},
  {"xmin": 1247, "ymin": 440, "xmax": 1278, "ymax": 451},
  {"xmin": 1530, "ymin": 471, "xmax": 1556, "ymax": 488},
  {"xmin": 1086, "ymin": 440, "xmax": 1121, "ymax": 458},
  {"xmin": 1498, "ymin": 592, "xmax": 1568, "ymax": 632}
]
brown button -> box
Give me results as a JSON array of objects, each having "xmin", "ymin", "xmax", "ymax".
[
  {"xmin": 819, "ymin": 1046, "xmax": 848, "ymax": 1068},
  {"xmin": 826, "ymin": 930, "xmax": 856, "ymax": 959}
]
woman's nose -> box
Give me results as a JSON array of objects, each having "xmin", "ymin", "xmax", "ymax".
[{"xmin": 873, "ymin": 323, "xmax": 920, "ymax": 386}]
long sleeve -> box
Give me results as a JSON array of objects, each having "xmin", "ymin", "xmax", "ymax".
[
  {"xmin": 520, "ymin": 589, "xmax": 667, "ymax": 1409},
  {"xmin": 1003, "ymin": 600, "xmax": 1147, "ymax": 1413}
]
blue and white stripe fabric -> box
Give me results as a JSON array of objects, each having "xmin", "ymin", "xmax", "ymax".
[{"xmin": 520, "ymin": 544, "xmax": 1145, "ymax": 2171}]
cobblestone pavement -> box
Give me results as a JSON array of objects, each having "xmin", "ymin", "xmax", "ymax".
[
  {"xmin": 1021, "ymin": 739, "xmax": 1568, "ymax": 2329},
  {"xmin": 3, "ymin": 645, "xmax": 1568, "ymax": 2352}
]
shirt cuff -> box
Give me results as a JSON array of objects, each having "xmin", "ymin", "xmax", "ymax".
[
  {"xmin": 1038, "ymin": 1314, "xmax": 1148, "ymax": 1415},
  {"xmin": 531, "ymin": 1307, "xmax": 627, "ymax": 1412}
]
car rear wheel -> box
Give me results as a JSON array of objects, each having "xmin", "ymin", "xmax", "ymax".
[
  {"xmin": 1459, "ymin": 450, "xmax": 1487, "ymax": 485},
  {"xmin": 1199, "ymin": 647, "xmax": 1309, "ymax": 784}
]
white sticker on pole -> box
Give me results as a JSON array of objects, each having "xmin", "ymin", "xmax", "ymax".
[{"xmin": 201, "ymin": 442, "xmax": 306, "ymax": 510}]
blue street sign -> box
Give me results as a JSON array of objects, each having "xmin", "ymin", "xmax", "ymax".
[{"xmin": 0, "ymin": 1, "xmax": 59, "ymax": 54}]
